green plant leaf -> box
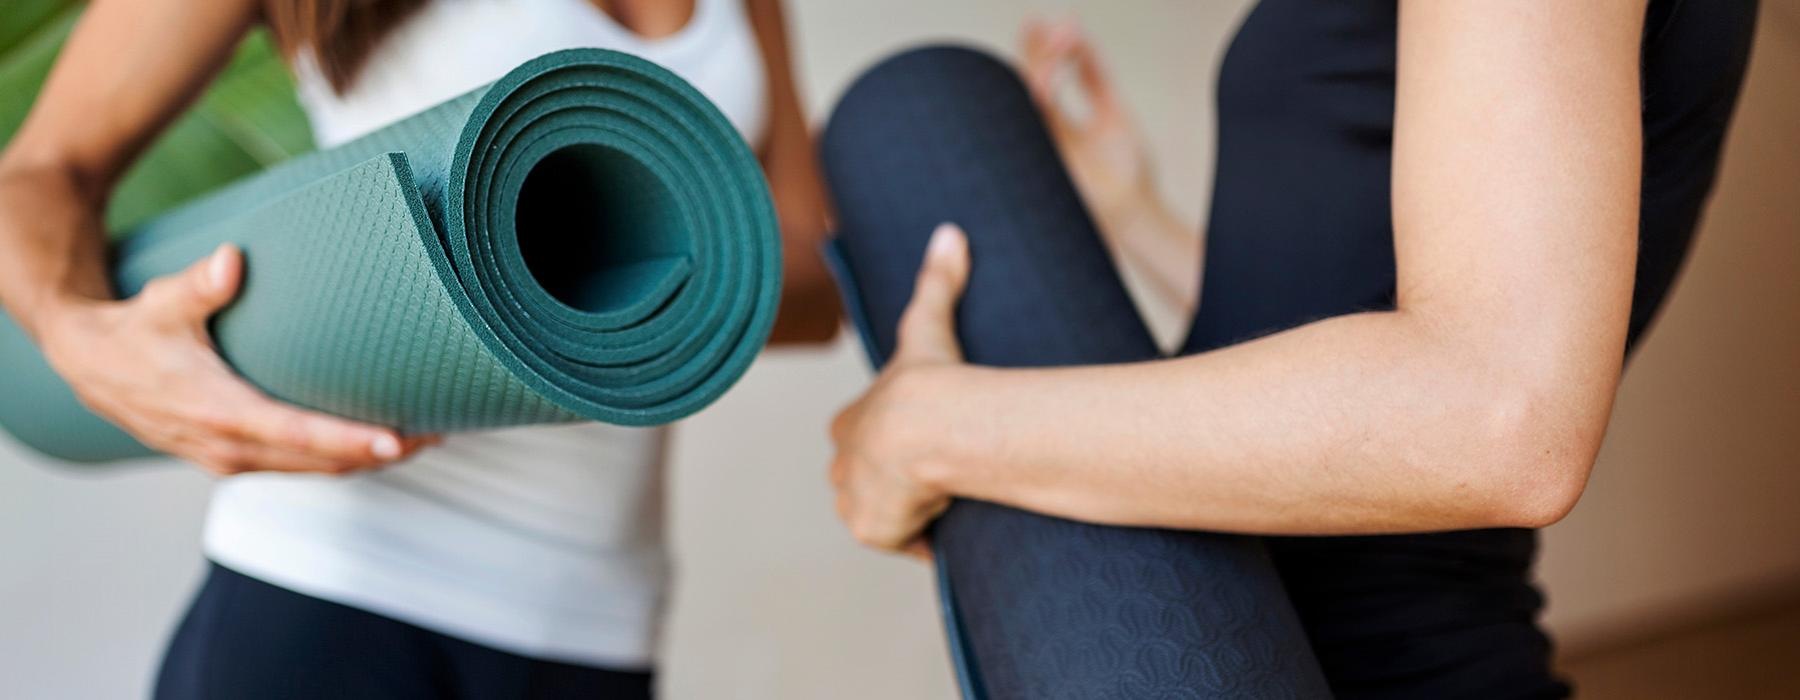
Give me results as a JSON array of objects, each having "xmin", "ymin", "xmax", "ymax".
[{"xmin": 0, "ymin": 3, "xmax": 315, "ymax": 234}]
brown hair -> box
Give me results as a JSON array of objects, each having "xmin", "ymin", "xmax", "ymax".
[{"xmin": 263, "ymin": 0, "xmax": 432, "ymax": 94}]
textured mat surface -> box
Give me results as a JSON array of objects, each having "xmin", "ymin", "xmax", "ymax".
[
  {"xmin": 821, "ymin": 46, "xmax": 1330, "ymax": 699},
  {"xmin": 0, "ymin": 49, "xmax": 780, "ymax": 462}
]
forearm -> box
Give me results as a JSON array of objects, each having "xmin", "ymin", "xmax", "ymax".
[
  {"xmin": 0, "ymin": 0, "xmax": 258, "ymax": 339},
  {"xmin": 747, "ymin": 0, "xmax": 840, "ymax": 345},
  {"xmin": 763, "ymin": 128, "xmax": 841, "ymax": 345},
  {"xmin": 0, "ymin": 161, "xmax": 113, "ymax": 339},
  {"xmin": 920, "ymin": 307, "xmax": 1617, "ymax": 535},
  {"xmin": 920, "ymin": 0, "xmax": 1644, "ymax": 537},
  {"xmin": 829, "ymin": 0, "xmax": 1643, "ymax": 552},
  {"xmin": 1093, "ymin": 187, "xmax": 1200, "ymax": 318}
]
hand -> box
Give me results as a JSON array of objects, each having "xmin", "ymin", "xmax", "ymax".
[
  {"xmin": 1023, "ymin": 16, "xmax": 1203, "ymax": 319},
  {"xmin": 36, "ymin": 244, "xmax": 435, "ymax": 475},
  {"xmin": 829, "ymin": 224, "xmax": 973, "ymax": 559},
  {"xmin": 1021, "ymin": 16, "xmax": 1158, "ymax": 233}
]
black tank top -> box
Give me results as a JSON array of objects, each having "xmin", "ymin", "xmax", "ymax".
[{"xmin": 1181, "ymin": 1, "xmax": 1757, "ymax": 697}]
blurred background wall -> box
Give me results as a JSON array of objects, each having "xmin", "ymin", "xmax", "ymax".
[{"xmin": 1, "ymin": 1, "xmax": 1795, "ymax": 697}]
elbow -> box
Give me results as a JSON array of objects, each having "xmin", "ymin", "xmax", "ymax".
[
  {"xmin": 1460, "ymin": 378, "xmax": 1608, "ymax": 530},
  {"xmin": 765, "ymin": 282, "xmax": 843, "ymax": 346},
  {"xmin": 1483, "ymin": 457, "xmax": 1588, "ymax": 529}
]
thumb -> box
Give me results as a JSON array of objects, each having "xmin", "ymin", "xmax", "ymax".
[
  {"xmin": 894, "ymin": 224, "xmax": 970, "ymax": 365},
  {"xmin": 145, "ymin": 243, "xmax": 243, "ymax": 323}
]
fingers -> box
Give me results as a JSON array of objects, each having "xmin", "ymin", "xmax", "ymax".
[
  {"xmin": 1021, "ymin": 16, "xmax": 1078, "ymax": 91},
  {"xmin": 1021, "ymin": 17, "xmax": 1124, "ymax": 128},
  {"xmin": 828, "ymin": 452, "xmax": 849, "ymax": 490},
  {"xmin": 902, "ymin": 537, "xmax": 934, "ymax": 563},
  {"xmin": 190, "ymin": 431, "xmax": 440, "ymax": 477},
  {"xmin": 842, "ymin": 498, "xmax": 929, "ymax": 552},
  {"xmin": 187, "ymin": 439, "xmax": 365, "ymax": 476},
  {"xmin": 828, "ymin": 370, "xmax": 953, "ymax": 557},
  {"xmin": 1061, "ymin": 23, "xmax": 1123, "ymax": 119},
  {"xmin": 840, "ymin": 488, "xmax": 948, "ymax": 553},
  {"xmin": 1021, "ymin": 17, "xmax": 1077, "ymax": 141},
  {"xmin": 147, "ymin": 289, "xmax": 419, "ymax": 468},
  {"xmin": 164, "ymin": 351, "xmax": 425, "ymax": 472},
  {"xmin": 893, "ymin": 224, "xmax": 970, "ymax": 366},
  {"xmin": 205, "ymin": 381, "xmax": 413, "ymax": 465},
  {"xmin": 1020, "ymin": 18, "xmax": 1058, "ymax": 95},
  {"xmin": 828, "ymin": 448, "xmax": 950, "ymax": 554},
  {"xmin": 138, "ymin": 244, "xmax": 242, "ymax": 328},
  {"xmin": 44, "ymin": 243, "xmax": 440, "ymax": 476}
]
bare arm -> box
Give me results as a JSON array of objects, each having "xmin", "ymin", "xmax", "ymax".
[
  {"xmin": 745, "ymin": 0, "xmax": 841, "ymax": 345},
  {"xmin": 0, "ymin": 0, "xmax": 262, "ymax": 327},
  {"xmin": 0, "ymin": 0, "xmax": 428, "ymax": 474},
  {"xmin": 830, "ymin": 0, "xmax": 1645, "ymax": 549},
  {"xmin": 1021, "ymin": 17, "xmax": 1200, "ymax": 319}
]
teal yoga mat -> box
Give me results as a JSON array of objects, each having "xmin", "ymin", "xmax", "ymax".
[{"xmin": 0, "ymin": 49, "xmax": 781, "ymax": 462}]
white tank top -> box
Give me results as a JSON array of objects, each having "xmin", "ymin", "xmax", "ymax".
[{"xmin": 202, "ymin": 0, "xmax": 768, "ymax": 669}]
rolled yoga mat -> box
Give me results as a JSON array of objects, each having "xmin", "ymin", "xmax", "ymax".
[
  {"xmin": 820, "ymin": 46, "xmax": 1330, "ymax": 699},
  {"xmin": 0, "ymin": 49, "xmax": 780, "ymax": 463}
]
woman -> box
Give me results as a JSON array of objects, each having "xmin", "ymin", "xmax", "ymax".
[
  {"xmin": 0, "ymin": 0, "xmax": 838, "ymax": 697},
  {"xmin": 828, "ymin": 1, "xmax": 1755, "ymax": 696}
]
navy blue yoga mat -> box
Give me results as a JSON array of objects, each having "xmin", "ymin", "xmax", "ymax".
[{"xmin": 820, "ymin": 46, "xmax": 1330, "ymax": 699}]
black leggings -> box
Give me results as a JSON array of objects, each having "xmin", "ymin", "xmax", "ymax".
[
  {"xmin": 155, "ymin": 564, "xmax": 653, "ymax": 700},
  {"xmin": 821, "ymin": 46, "xmax": 1330, "ymax": 699}
]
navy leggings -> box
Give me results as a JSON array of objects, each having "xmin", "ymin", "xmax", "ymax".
[
  {"xmin": 821, "ymin": 46, "xmax": 1330, "ymax": 699},
  {"xmin": 155, "ymin": 564, "xmax": 653, "ymax": 700}
]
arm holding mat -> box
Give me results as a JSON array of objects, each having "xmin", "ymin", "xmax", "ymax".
[
  {"xmin": 0, "ymin": 49, "xmax": 781, "ymax": 463},
  {"xmin": 820, "ymin": 45, "xmax": 1328, "ymax": 700}
]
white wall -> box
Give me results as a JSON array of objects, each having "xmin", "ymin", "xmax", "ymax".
[{"xmin": 2, "ymin": 2, "xmax": 1795, "ymax": 698}]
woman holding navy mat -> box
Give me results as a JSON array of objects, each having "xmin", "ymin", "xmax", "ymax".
[
  {"xmin": 0, "ymin": 0, "xmax": 838, "ymax": 697},
  {"xmin": 826, "ymin": 2, "xmax": 1754, "ymax": 697}
]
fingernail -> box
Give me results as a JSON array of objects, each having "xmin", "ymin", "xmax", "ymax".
[
  {"xmin": 929, "ymin": 224, "xmax": 961, "ymax": 257},
  {"xmin": 208, "ymin": 246, "xmax": 232, "ymax": 291},
  {"xmin": 371, "ymin": 434, "xmax": 402, "ymax": 460}
]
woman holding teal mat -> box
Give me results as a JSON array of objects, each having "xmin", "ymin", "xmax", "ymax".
[{"xmin": 0, "ymin": 0, "xmax": 837, "ymax": 697}]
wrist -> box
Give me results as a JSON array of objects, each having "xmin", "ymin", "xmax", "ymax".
[
  {"xmin": 1, "ymin": 267, "xmax": 113, "ymax": 349},
  {"xmin": 24, "ymin": 291, "xmax": 105, "ymax": 357},
  {"xmin": 1092, "ymin": 182, "xmax": 1169, "ymax": 244},
  {"xmin": 897, "ymin": 364, "xmax": 999, "ymax": 497}
]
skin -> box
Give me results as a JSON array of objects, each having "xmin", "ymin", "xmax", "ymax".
[
  {"xmin": 0, "ymin": 0, "xmax": 836, "ymax": 476},
  {"xmin": 1021, "ymin": 16, "xmax": 1199, "ymax": 318},
  {"xmin": 830, "ymin": 0, "xmax": 1648, "ymax": 553},
  {"xmin": 747, "ymin": 0, "xmax": 843, "ymax": 343}
]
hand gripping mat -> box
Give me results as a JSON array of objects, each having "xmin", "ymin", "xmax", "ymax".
[
  {"xmin": 819, "ymin": 46, "xmax": 1330, "ymax": 699},
  {"xmin": 0, "ymin": 49, "xmax": 780, "ymax": 462}
]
